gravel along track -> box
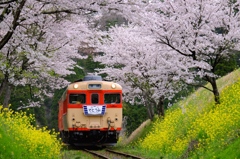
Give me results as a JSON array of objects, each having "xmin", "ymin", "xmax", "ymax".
[{"xmin": 84, "ymin": 149, "xmax": 145, "ymax": 159}]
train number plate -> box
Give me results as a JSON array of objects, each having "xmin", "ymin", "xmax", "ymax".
[{"xmin": 83, "ymin": 105, "xmax": 106, "ymax": 116}]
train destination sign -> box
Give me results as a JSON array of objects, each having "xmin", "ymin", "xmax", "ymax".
[{"xmin": 83, "ymin": 105, "xmax": 106, "ymax": 116}]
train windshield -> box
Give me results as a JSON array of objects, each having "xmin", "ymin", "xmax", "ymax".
[
  {"xmin": 104, "ymin": 94, "xmax": 121, "ymax": 104},
  {"xmin": 91, "ymin": 94, "xmax": 99, "ymax": 104},
  {"xmin": 69, "ymin": 94, "xmax": 86, "ymax": 104}
]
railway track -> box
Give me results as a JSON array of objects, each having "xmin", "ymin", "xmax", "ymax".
[{"xmin": 83, "ymin": 148, "xmax": 145, "ymax": 159}]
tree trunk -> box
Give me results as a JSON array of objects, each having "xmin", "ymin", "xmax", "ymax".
[
  {"xmin": 211, "ymin": 79, "xmax": 220, "ymax": 104},
  {"xmin": 151, "ymin": 104, "xmax": 154, "ymax": 118},
  {"xmin": 3, "ymin": 85, "xmax": 12, "ymax": 108},
  {"xmin": 0, "ymin": 78, "xmax": 8, "ymax": 96},
  {"xmin": 156, "ymin": 95, "xmax": 165, "ymax": 117},
  {"xmin": 206, "ymin": 76, "xmax": 220, "ymax": 104},
  {"xmin": 142, "ymin": 90, "xmax": 155, "ymax": 120},
  {"xmin": 145, "ymin": 101, "xmax": 155, "ymax": 121},
  {"xmin": 0, "ymin": 0, "xmax": 26, "ymax": 50}
]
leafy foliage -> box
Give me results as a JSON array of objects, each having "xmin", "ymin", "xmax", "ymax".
[
  {"xmin": 94, "ymin": 0, "xmax": 240, "ymax": 106},
  {"xmin": 214, "ymin": 53, "xmax": 239, "ymax": 77},
  {"xmin": 122, "ymin": 102, "xmax": 148, "ymax": 136},
  {"xmin": 0, "ymin": 107, "xmax": 61, "ymax": 159},
  {"xmin": 1, "ymin": 2, "xmax": 240, "ymax": 153},
  {"xmin": 0, "ymin": 0, "xmax": 99, "ymax": 107},
  {"xmin": 139, "ymin": 69, "xmax": 240, "ymax": 158}
]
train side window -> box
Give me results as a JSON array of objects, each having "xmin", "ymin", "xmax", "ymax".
[
  {"xmin": 91, "ymin": 94, "xmax": 99, "ymax": 104},
  {"xmin": 69, "ymin": 94, "xmax": 86, "ymax": 104},
  {"xmin": 104, "ymin": 94, "xmax": 121, "ymax": 104}
]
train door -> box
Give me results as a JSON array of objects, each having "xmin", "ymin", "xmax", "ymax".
[
  {"xmin": 89, "ymin": 93, "xmax": 102, "ymax": 129},
  {"xmin": 91, "ymin": 93, "xmax": 99, "ymax": 104}
]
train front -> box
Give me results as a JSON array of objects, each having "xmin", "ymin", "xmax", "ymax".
[{"xmin": 58, "ymin": 75, "xmax": 122, "ymax": 146}]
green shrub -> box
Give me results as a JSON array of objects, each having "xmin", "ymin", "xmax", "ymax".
[
  {"xmin": 139, "ymin": 70, "xmax": 240, "ymax": 158},
  {"xmin": 0, "ymin": 107, "xmax": 61, "ymax": 159}
]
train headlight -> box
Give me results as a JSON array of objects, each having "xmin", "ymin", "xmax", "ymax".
[
  {"xmin": 73, "ymin": 84, "xmax": 78, "ymax": 89},
  {"xmin": 111, "ymin": 83, "xmax": 116, "ymax": 89}
]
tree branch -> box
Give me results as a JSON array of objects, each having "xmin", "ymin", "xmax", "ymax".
[
  {"xmin": 0, "ymin": 4, "xmax": 12, "ymax": 23},
  {"xmin": 0, "ymin": 0, "xmax": 26, "ymax": 50},
  {"xmin": 0, "ymin": 0, "xmax": 16, "ymax": 5},
  {"xmin": 41, "ymin": 7, "xmax": 97, "ymax": 15},
  {"xmin": 184, "ymin": 78, "xmax": 213, "ymax": 92},
  {"xmin": 156, "ymin": 36, "xmax": 193, "ymax": 58}
]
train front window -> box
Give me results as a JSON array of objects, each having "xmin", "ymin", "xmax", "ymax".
[
  {"xmin": 104, "ymin": 94, "xmax": 121, "ymax": 104},
  {"xmin": 69, "ymin": 94, "xmax": 86, "ymax": 104},
  {"xmin": 91, "ymin": 94, "xmax": 99, "ymax": 104}
]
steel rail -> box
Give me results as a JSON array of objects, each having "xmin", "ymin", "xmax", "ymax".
[
  {"xmin": 84, "ymin": 149, "xmax": 110, "ymax": 159},
  {"xmin": 106, "ymin": 149, "xmax": 145, "ymax": 159}
]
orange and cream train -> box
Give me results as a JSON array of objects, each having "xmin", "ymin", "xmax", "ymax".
[{"xmin": 58, "ymin": 75, "xmax": 122, "ymax": 146}]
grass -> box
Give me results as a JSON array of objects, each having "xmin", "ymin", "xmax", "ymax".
[
  {"xmin": 61, "ymin": 150, "xmax": 95, "ymax": 159},
  {"xmin": 116, "ymin": 68, "xmax": 240, "ymax": 159},
  {"xmin": 0, "ymin": 69, "xmax": 239, "ymax": 159},
  {"xmin": 190, "ymin": 137, "xmax": 240, "ymax": 159},
  {"xmin": 120, "ymin": 119, "xmax": 152, "ymax": 145},
  {"xmin": 0, "ymin": 107, "xmax": 61, "ymax": 159}
]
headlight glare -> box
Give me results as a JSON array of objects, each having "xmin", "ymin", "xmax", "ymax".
[
  {"xmin": 73, "ymin": 84, "xmax": 78, "ymax": 89},
  {"xmin": 111, "ymin": 83, "xmax": 116, "ymax": 89}
]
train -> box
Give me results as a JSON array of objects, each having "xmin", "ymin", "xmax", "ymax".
[{"xmin": 58, "ymin": 75, "xmax": 122, "ymax": 146}]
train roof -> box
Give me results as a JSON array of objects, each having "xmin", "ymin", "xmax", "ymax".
[
  {"xmin": 83, "ymin": 75, "xmax": 102, "ymax": 81},
  {"xmin": 68, "ymin": 75, "xmax": 122, "ymax": 90},
  {"xmin": 73, "ymin": 75, "xmax": 102, "ymax": 82}
]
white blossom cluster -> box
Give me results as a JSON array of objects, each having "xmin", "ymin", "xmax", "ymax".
[
  {"xmin": 93, "ymin": 0, "xmax": 240, "ymax": 105},
  {"xmin": 1, "ymin": 0, "xmax": 239, "ymax": 108},
  {"xmin": 0, "ymin": 0, "xmax": 99, "ymax": 107}
]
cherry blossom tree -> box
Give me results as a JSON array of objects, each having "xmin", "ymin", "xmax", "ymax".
[
  {"xmin": 0, "ymin": 0, "xmax": 103, "ymax": 108},
  {"xmin": 94, "ymin": 24, "xmax": 190, "ymax": 119},
  {"xmin": 100, "ymin": 0, "xmax": 240, "ymax": 104},
  {"xmin": 1, "ymin": 0, "xmax": 239, "ymax": 110}
]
